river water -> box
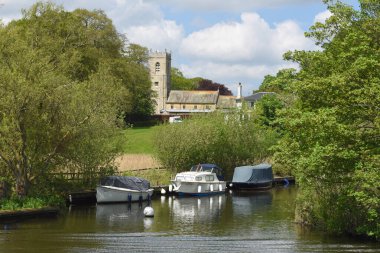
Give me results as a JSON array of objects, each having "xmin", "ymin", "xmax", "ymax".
[{"xmin": 0, "ymin": 187, "xmax": 378, "ymax": 253}]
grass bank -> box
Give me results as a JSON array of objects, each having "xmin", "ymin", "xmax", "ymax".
[
  {"xmin": 121, "ymin": 126, "xmax": 158, "ymax": 154},
  {"xmin": 0, "ymin": 195, "xmax": 65, "ymax": 211}
]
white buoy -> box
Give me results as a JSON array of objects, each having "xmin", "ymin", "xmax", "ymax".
[
  {"xmin": 144, "ymin": 206, "xmax": 154, "ymax": 217},
  {"xmin": 160, "ymin": 188, "xmax": 166, "ymax": 195}
]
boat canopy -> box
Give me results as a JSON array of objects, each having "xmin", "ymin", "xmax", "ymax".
[
  {"xmin": 190, "ymin": 163, "xmax": 224, "ymax": 180},
  {"xmin": 232, "ymin": 163, "xmax": 273, "ymax": 183},
  {"xmin": 99, "ymin": 176, "xmax": 150, "ymax": 191}
]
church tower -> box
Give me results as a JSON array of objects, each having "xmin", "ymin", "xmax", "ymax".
[{"xmin": 149, "ymin": 50, "xmax": 171, "ymax": 114}]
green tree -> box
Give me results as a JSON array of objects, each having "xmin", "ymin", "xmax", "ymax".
[
  {"xmin": 258, "ymin": 68, "xmax": 297, "ymax": 93},
  {"xmin": 153, "ymin": 111, "xmax": 278, "ymax": 179},
  {"xmin": 275, "ymin": 0, "xmax": 379, "ymax": 239},
  {"xmin": 112, "ymin": 44, "xmax": 154, "ymax": 122},
  {"xmin": 254, "ymin": 95, "xmax": 284, "ymax": 127},
  {"xmin": 171, "ymin": 68, "xmax": 200, "ymax": 90},
  {"xmin": 0, "ymin": 2, "xmax": 128, "ymax": 196}
]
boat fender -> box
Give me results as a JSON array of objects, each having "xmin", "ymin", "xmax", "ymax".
[
  {"xmin": 210, "ymin": 185, "xmax": 214, "ymax": 192},
  {"xmin": 169, "ymin": 185, "xmax": 173, "ymax": 192},
  {"xmin": 283, "ymin": 178, "xmax": 290, "ymax": 187},
  {"xmin": 198, "ymin": 185, "xmax": 202, "ymax": 193},
  {"xmin": 219, "ymin": 184, "xmax": 223, "ymax": 192},
  {"xmin": 144, "ymin": 206, "xmax": 154, "ymax": 217},
  {"xmin": 161, "ymin": 188, "xmax": 166, "ymax": 195},
  {"xmin": 229, "ymin": 183, "xmax": 233, "ymax": 188}
]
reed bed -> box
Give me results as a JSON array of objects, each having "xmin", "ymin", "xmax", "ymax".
[{"xmin": 115, "ymin": 154, "xmax": 162, "ymax": 171}]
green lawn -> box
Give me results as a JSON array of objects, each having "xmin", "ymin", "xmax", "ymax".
[{"xmin": 122, "ymin": 126, "xmax": 158, "ymax": 154}]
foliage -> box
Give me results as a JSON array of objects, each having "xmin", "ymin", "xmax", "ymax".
[
  {"xmin": 258, "ymin": 68, "xmax": 297, "ymax": 93},
  {"xmin": 197, "ymin": 79, "xmax": 232, "ymax": 95},
  {"xmin": 170, "ymin": 68, "xmax": 233, "ymax": 96},
  {"xmin": 119, "ymin": 44, "xmax": 154, "ymax": 122},
  {"xmin": 0, "ymin": 2, "xmax": 140, "ymax": 196},
  {"xmin": 171, "ymin": 68, "xmax": 200, "ymax": 91},
  {"xmin": 253, "ymin": 94, "xmax": 285, "ymax": 127},
  {"xmin": 275, "ymin": 0, "xmax": 380, "ymax": 239},
  {"xmin": 0, "ymin": 195, "xmax": 65, "ymax": 211},
  {"xmin": 153, "ymin": 111, "xmax": 279, "ymax": 179}
]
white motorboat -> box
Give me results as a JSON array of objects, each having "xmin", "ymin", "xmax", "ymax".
[
  {"xmin": 96, "ymin": 176, "xmax": 154, "ymax": 203},
  {"xmin": 170, "ymin": 164, "xmax": 226, "ymax": 196}
]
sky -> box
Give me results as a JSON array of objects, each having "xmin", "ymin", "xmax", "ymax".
[{"xmin": 0, "ymin": 0, "xmax": 359, "ymax": 95}]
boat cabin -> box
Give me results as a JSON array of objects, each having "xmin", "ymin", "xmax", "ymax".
[{"xmin": 190, "ymin": 164, "xmax": 224, "ymax": 181}]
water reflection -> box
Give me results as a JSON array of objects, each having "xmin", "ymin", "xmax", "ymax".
[
  {"xmin": 171, "ymin": 195, "xmax": 225, "ymax": 224},
  {"xmin": 231, "ymin": 191, "xmax": 272, "ymax": 216},
  {"xmin": 96, "ymin": 202, "xmax": 152, "ymax": 232}
]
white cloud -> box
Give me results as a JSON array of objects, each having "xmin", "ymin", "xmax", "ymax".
[
  {"xmin": 180, "ymin": 13, "xmax": 316, "ymax": 65},
  {"xmin": 178, "ymin": 12, "xmax": 318, "ymax": 93},
  {"xmin": 125, "ymin": 20, "xmax": 184, "ymax": 51},
  {"xmin": 144, "ymin": 0, "xmax": 321, "ymax": 12},
  {"xmin": 314, "ymin": 10, "xmax": 332, "ymax": 23}
]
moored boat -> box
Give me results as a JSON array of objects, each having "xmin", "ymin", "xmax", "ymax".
[
  {"xmin": 170, "ymin": 164, "xmax": 226, "ymax": 196},
  {"xmin": 96, "ymin": 176, "xmax": 154, "ymax": 203},
  {"xmin": 229, "ymin": 163, "xmax": 273, "ymax": 191}
]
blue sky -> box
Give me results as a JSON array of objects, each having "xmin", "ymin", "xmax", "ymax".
[{"xmin": 0, "ymin": 0, "xmax": 359, "ymax": 95}]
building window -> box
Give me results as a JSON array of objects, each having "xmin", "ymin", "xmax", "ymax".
[
  {"xmin": 155, "ymin": 62, "xmax": 160, "ymax": 72},
  {"xmin": 194, "ymin": 105, "xmax": 197, "ymax": 109},
  {"xmin": 171, "ymin": 105, "xmax": 174, "ymax": 109},
  {"xmin": 206, "ymin": 105, "xmax": 210, "ymax": 110},
  {"xmin": 154, "ymin": 81, "xmax": 159, "ymax": 86},
  {"xmin": 182, "ymin": 105, "xmax": 186, "ymax": 109}
]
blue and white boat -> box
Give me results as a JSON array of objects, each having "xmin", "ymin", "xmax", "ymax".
[{"xmin": 170, "ymin": 164, "xmax": 226, "ymax": 196}]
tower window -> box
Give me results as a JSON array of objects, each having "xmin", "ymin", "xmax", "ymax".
[
  {"xmin": 154, "ymin": 81, "xmax": 159, "ymax": 86},
  {"xmin": 155, "ymin": 62, "xmax": 160, "ymax": 72}
]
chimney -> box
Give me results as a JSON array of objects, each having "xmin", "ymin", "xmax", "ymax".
[{"xmin": 237, "ymin": 82, "xmax": 242, "ymax": 99}]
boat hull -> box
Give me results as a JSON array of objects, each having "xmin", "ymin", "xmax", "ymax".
[
  {"xmin": 96, "ymin": 186, "xmax": 154, "ymax": 203},
  {"xmin": 172, "ymin": 181, "xmax": 226, "ymax": 196},
  {"xmin": 228, "ymin": 181, "xmax": 273, "ymax": 191}
]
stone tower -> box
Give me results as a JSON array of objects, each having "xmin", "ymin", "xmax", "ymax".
[{"xmin": 149, "ymin": 51, "xmax": 171, "ymax": 114}]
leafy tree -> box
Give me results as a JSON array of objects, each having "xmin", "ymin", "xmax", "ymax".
[
  {"xmin": 0, "ymin": 2, "xmax": 129, "ymax": 196},
  {"xmin": 153, "ymin": 111, "xmax": 278, "ymax": 179},
  {"xmin": 197, "ymin": 79, "xmax": 232, "ymax": 95},
  {"xmin": 170, "ymin": 68, "xmax": 199, "ymax": 90},
  {"xmin": 113, "ymin": 44, "xmax": 154, "ymax": 122},
  {"xmin": 275, "ymin": 0, "xmax": 379, "ymax": 239},
  {"xmin": 259, "ymin": 68, "xmax": 297, "ymax": 93},
  {"xmin": 254, "ymin": 95, "xmax": 284, "ymax": 127}
]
